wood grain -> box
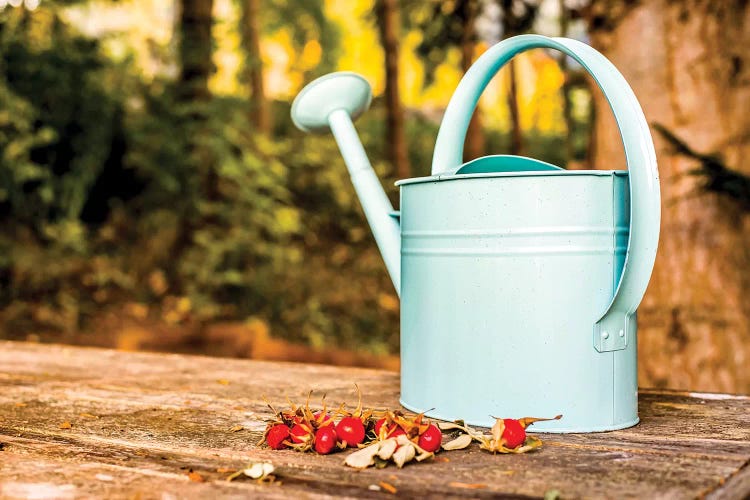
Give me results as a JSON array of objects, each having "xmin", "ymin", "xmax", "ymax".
[{"xmin": 1, "ymin": 341, "xmax": 748, "ymax": 499}]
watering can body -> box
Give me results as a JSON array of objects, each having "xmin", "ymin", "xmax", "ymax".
[
  {"xmin": 292, "ymin": 35, "xmax": 660, "ymax": 432},
  {"xmin": 398, "ymin": 171, "xmax": 634, "ymax": 431}
]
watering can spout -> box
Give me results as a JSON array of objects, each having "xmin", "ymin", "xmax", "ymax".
[{"xmin": 291, "ymin": 72, "xmax": 402, "ymax": 294}]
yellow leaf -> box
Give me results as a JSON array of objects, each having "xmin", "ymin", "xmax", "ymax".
[
  {"xmin": 379, "ymin": 481, "xmax": 397, "ymax": 494},
  {"xmin": 449, "ymin": 482, "xmax": 487, "ymax": 490},
  {"xmin": 187, "ymin": 471, "xmax": 205, "ymax": 483},
  {"xmin": 377, "ymin": 294, "xmax": 399, "ymax": 312}
]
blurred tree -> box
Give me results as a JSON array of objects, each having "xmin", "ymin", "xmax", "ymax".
[
  {"xmin": 264, "ymin": 0, "xmax": 341, "ymax": 80},
  {"xmin": 413, "ymin": 0, "xmax": 485, "ymax": 162},
  {"xmin": 374, "ymin": 0, "xmax": 410, "ymax": 178},
  {"xmin": 459, "ymin": 0, "xmax": 485, "ymax": 161},
  {"xmin": 240, "ymin": 0, "xmax": 271, "ymax": 133},
  {"xmin": 177, "ymin": 0, "xmax": 215, "ymax": 101},
  {"xmin": 498, "ymin": 0, "xmax": 539, "ymax": 155},
  {"xmin": 0, "ymin": 9, "xmax": 121, "ymax": 230},
  {"xmin": 585, "ymin": 0, "xmax": 750, "ymax": 393},
  {"xmin": 557, "ymin": 0, "xmax": 574, "ymax": 165}
]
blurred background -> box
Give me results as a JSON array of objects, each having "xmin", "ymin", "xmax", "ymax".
[{"xmin": 1, "ymin": 0, "xmax": 748, "ymax": 393}]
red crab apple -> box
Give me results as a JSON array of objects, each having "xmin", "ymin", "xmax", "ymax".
[
  {"xmin": 314, "ymin": 426, "xmax": 338, "ymax": 454},
  {"xmin": 417, "ymin": 424, "xmax": 442, "ymax": 452},
  {"xmin": 336, "ymin": 416, "xmax": 366, "ymax": 447}
]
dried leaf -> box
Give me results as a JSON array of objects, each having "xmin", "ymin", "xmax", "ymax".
[
  {"xmin": 392, "ymin": 443, "xmax": 416, "ymax": 468},
  {"xmin": 216, "ymin": 379, "xmax": 230, "ymax": 386},
  {"xmin": 544, "ymin": 489, "xmax": 562, "ymax": 500},
  {"xmin": 437, "ymin": 422, "xmax": 466, "ymax": 431},
  {"xmin": 393, "ymin": 434, "xmax": 433, "ymax": 461},
  {"xmin": 243, "ymin": 462, "xmax": 274, "ymax": 479},
  {"xmin": 379, "ymin": 481, "xmax": 398, "ymax": 494},
  {"xmin": 442, "ymin": 434, "xmax": 473, "ymax": 451},
  {"xmin": 14, "ymin": 402, "xmax": 27, "ymax": 407},
  {"xmin": 448, "ymin": 482, "xmax": 487, "ymax": 489},
  {"xmin": 59, "ymin": 421, "xmax": 72, "ymax": 429},
  {"xmin": 79, "ymin": 413, "xmax": 98, "ymax": 419},
  {"xmin": 377, "ymin": 438, "xmax": 398, "ymax": 460},
  {"xmin": 491, "ymin": 418, "xmax": 505, "ymax": 444},
  {"xmin": 512, "ymin": 435, "xmax": 544, "ymax": 453},
  {"xmin": 226, "ymin": 462, "xmax": 275, "ymax": 482},
  {"xmin": 187, "ymin": 471, "xmax": 205, "ymax": 482},
  {"xmin": 479, "ymin": 434, "xmax": 544, "ymax": 454},
  {"xmin": 518, "ymin": 414, "xmax": 562, "ymax": 429},
  {"xmin": 229, "ymin": 425, "xmax": 243, "ymax": 432},
  {"xmin": 344, "ymin": 442, "xmax": 382, "ymax": 469}
]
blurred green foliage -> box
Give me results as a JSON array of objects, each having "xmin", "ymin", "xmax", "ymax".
[{"xmin": 0, "ymin": 3, "xmax": 588, "ymax": 356}]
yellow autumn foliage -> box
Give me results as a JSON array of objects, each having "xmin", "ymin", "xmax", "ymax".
[{"xmin": 63, "ymin": 0, "xmax": 567, "ymax": 133}]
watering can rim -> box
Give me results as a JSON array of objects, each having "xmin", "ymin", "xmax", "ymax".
[{"xmin": 395, "ymin": 168, "xmax": 628, "ymax": 187}]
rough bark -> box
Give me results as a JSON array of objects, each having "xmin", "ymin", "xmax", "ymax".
[
  {"xmin": 587, "ymin": 0, "xmax": 750, "ymax": 393},
  {"xmin": 177, "ymin": 0, "xmax": 215, "ymax": 101},
  {"xmin": 240, "ymin": 0, "xmax": 271, "ymax": 134},
  {"xmin": 460, "ymin": 0, "xmax": 486, "ymax": 162},
  {"xmin": 375, "ymin": 0, "xmax": 410, "ymax": 179}
]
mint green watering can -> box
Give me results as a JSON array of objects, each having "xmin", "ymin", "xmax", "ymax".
[{"xmin": 291, "ymin": 35, "xmax": 660, "ymax": 432}]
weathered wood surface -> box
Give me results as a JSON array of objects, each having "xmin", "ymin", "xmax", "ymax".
[{"xmin": 0, "ymin": 341, "xmax": 748, "ymax": 499}]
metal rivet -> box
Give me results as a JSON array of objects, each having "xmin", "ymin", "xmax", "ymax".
[
  {"xmin": 618, "ymin": 329, "xmax": 625, "ymax": 338},
  {"xmin": 602, "ymin": 331, "xmax": 610, "ymax": 340}
]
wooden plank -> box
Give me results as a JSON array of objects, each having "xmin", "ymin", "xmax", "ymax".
[
  {"xmin": 707, "ymin": 461, "xmax": 750, "ymax": 500},
  {"xmin": 0, "ymin": 341, "xmax": 748, "ymax": 499}
]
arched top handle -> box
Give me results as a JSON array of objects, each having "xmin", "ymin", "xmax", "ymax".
[{"xmin": 431, "ymin": 35, "xmax": 660, "ymax": 351}]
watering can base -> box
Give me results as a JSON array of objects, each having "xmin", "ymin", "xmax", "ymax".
[{"xmin": 399, "ymin": 399, "xmax": 640, "ymax": 433}]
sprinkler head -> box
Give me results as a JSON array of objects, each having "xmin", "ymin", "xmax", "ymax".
[{"xmin": 291, "ymin": 72, "xmax": 372, "ymax": 133}]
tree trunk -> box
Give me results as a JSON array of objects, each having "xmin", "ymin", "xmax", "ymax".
[
  {"xmin": 558, "ymin": 0, "xmax": 574, "ymax": 166},
  {"xmin": 375, "ymin": 0, "xmax": 410, "ymax": 179},
  {"xmin": 460, "ymin": 0, "xmax": 485, "ymax": 162},
  {"xmin": 506, "ymin": 58, "xmax": 523, "ymax": 155},
  {"xmin": 586, "ymin": 78, "xmax": 597, "ymax": 169},
  {"xmin": 177, "ymin": 0, "xmax": 214, "ymax": 102},
  {"xmin": 240, "ymin": 0, "xmax": 271, "ymax": 134},
  {"xmin": 587, "ymin": 0, "xmax": 750, "ymax": 393},
  {"xmin": 499, "ymin": 0, "xmax": 526, "ymax": 156},
  {"xmin": 172, "ymin": 0, "xmax": 216, "ymax": 283}
]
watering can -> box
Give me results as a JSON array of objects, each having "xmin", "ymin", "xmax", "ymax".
[{"xmin": 291, "ymin": 35, "xmax": 660, "ymax": 432}]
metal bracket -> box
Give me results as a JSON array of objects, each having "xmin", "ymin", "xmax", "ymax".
[{"xmin": 593, "ymin": 313, "xmax": 632, "ymax": 352}]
